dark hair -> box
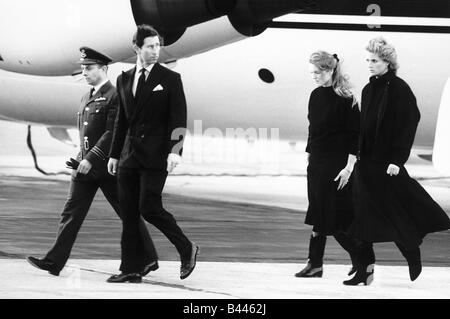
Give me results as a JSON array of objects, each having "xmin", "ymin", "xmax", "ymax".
[{"xmin": 132, "ymin": 24, "xmax": 164, "ymax": 48}]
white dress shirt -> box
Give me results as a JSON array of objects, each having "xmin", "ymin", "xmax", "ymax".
[{"xmin": 132, "ymin": 59, "xmax": 154, "ymax": 97}]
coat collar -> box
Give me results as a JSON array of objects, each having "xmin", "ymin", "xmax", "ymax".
[
  {"xmin": 369, "ymin": 69, "xmax": 395, "ymax": 86},
  {"xmin": 97, "ymin": 80, "xmax": 113, "ymax": 95},
  {"xmin": 87, "ymin": 80, "xmax": 113, "ymax": 103},
  {"xmin": 120, "ymin": 63, "xmax": 166, "ymax": 123},
  {"xmin": 360, "ymin": 70, "xmax": 394, "ymax": 149},
  {"xmin": 121, "ymin": 67, "xmax": 136, "ymax": 111},
  {"xmin": 135, "ymin": 62, "xmax": 164, "ymax": 104},
  {"xmin": 130, "ymin": 63, "xmax": 165, "ymax": 124}
]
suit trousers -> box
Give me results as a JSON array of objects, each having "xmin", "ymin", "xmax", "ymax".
[
  {"xmin": 117, "ymin": 167, "xmax": 191, "ymax": 273},
  {"xmin": 45, "ymin": 171, "xmax": 157, "ymax": 272}
]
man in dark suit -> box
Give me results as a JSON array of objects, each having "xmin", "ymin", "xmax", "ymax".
[
  {"xmin": 27, "ymin": 47, "xmax": 158, "ymax": 277},
  {"xmin": 107, "ymin": 25, "xmax": 199, "ymax": 283}
]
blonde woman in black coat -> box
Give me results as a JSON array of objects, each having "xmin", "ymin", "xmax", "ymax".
[
  {"xmin": 295, "ymin": 51, "xmax": 361, "ymax": 278},
  {"xmin": 345, "ymin": 37, "xmax": 450, "ymax": 286}
]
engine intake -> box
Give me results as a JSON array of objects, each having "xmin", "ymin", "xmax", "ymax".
[
  {"xmin": 228, "ymin": 0, "xmax": 308, "ymax": 36},
  {"xmin": 131, "ymin": 0, "xmax": 237, "ymax": 44}
]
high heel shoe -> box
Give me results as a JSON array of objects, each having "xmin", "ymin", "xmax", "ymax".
[
  {"xmin": 408, "ymin": 260, "xmax": 422, "ymax": 282},
  {"xmin": 294, "ymin": 234, "xmax": 326, "ymax": 278},
  {"xmin": 295, "ymin": 261, "xmax": 323, "ymax": 278},
  {"xmin": 396, "ymin": 244, "xmax": 422, "ymax": 281},
  {"xmin": 343, "ymin": 264, "xmax": 374, "ymax": 286}
]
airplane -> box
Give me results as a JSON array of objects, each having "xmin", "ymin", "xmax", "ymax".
[{"xmin": 0, "ymin": 0, "xmax": 449, "ymax": 173}]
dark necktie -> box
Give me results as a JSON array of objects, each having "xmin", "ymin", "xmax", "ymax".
[
  {"xmin": 89, "ymin": 87, "xmax": 95, "ymax": 98},
  {"xmin": 135, "ymin": 68, "xmax": 146, "ymax": 101}
]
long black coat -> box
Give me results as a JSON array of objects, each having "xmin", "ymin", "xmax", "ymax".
[
  {"xmin": 304, "ymin": 86, "xmax": 360, "ymax": 235},
  {"xmin": 358, "ymin": 70, "xmax": 420, "ymax": 166},
  {"xmin": 350, "ymin": 70, "xmax": 450, "ymax": 249},
  {"xmin": 109, "ymin": 63, "xmax": 187, "ymax": 170}
]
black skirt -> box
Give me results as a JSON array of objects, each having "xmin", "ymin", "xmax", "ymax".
[
  {"xmin": 348, "ymin": 159, "xmax": 450, "ymax": 249},
  {"xmin": 305, "ymin": 154, "xmax": 354, "ymax": 235}
]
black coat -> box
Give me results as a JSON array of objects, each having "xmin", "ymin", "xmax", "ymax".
[
  {"xmin": 306, "ymin": 86, "xmax": 360, "ymax": 157},
  {"xmin": 109, "ymin": 63, "xmax": 187, "ymax": 170},
  {"xmin": 358, "ymin": 70, "xmax": 420, "ymax": 166},
  {"xmin": 304, "ymin": 86, "xmax": 360, "ymax": 235},
  {"xmin": 350, "ymin": 70, "xmax": 450, "ymax": 248},
  {"xmin": 76, "ymin": 80, "xmax": 118, "ymax": 175}
]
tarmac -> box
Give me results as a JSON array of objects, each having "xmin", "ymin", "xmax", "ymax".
[
  {"xmin": 0, "ymin": 150, "xmax": 449, "ymax": 299},
  {"xmin": 1, "ymin": 260, "xmax": 449, "ymax": 299}
]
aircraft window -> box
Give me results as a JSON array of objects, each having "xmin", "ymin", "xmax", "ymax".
[{"xmin": 258, "ymin": 68, "xmax": 275, "ymax": 83}]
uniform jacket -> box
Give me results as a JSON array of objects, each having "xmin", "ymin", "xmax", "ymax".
[
  {"xmin": 76, "ymin": 80, "xmax": 118, "ymax": 175},
  {"xmin": 109, "ymin": 63, "xmax": 187, "ymax": 170},
  {"xmin": 359, "ymin": 70, "xmax": 421, "ymax": 167}
]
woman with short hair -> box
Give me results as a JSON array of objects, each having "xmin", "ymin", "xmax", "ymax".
[{"xmin": 345, "ymin": 37, "xmax": 450, "ymax": 286}]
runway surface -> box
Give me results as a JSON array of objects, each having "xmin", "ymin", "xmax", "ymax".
[
  {"xmin": 1, "ymin": 174, "xmax": 449, "ymax": 265},
  {"xmin": 1, "ymin": 260, "xmax": 449, "ymax": 299},
  {"xmin": 0, "ymin": 151, "xmax": 449, "ymax": 298},
  {"xmin": 0, "ymin": 172, "xmax": 449, "ymax": 299}
]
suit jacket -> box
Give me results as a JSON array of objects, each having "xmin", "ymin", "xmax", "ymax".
[
  {"xmin": 109, "ymin": 63, "xmax": 187, "ymax": 170},
  {"xmin": 359, "ymin": 70, "xmax": 420, "ymax": 167},
  {"xmin": 76, "ymin": 80, "xmax": 118, "ymax": 175}
]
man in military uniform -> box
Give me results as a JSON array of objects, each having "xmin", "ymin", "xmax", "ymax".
[{"xmin": 26, "ymin": 47, "xmax": 158, "ymax": 277}]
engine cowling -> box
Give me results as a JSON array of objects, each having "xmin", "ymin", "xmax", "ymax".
[
  {"xmin": 130, "ymin": 0, "xmax": 236, "ymax": 45},
  {"xmin": 159, "ymin": 0, "xmax": 307, "ymax": 62},
  {"xmin": 0, "ymin": 0, "xmax": 305, "ymax": 76},
  {"xmin": 0, "ymin": 0, "xmax": 140, "ymax": 75},
  {"xmin": 228, "ymin": 0, "xmax": 307, "ymax": 36}
]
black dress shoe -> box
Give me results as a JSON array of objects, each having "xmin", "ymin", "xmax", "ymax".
[
  {"xmin": 180, "ymin": 242, "xmax": 200, "ymax": 280},
  {"xmin": 140, "ymin": 261, "xmax": 159, "ymax": 277},
  {"xmin": 26, "ymin": 256, "xmax": 60, "ymax": 276},
  {"xmin": 106, "ymin": 272, "xmax": 142, "ymax": 283}
]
